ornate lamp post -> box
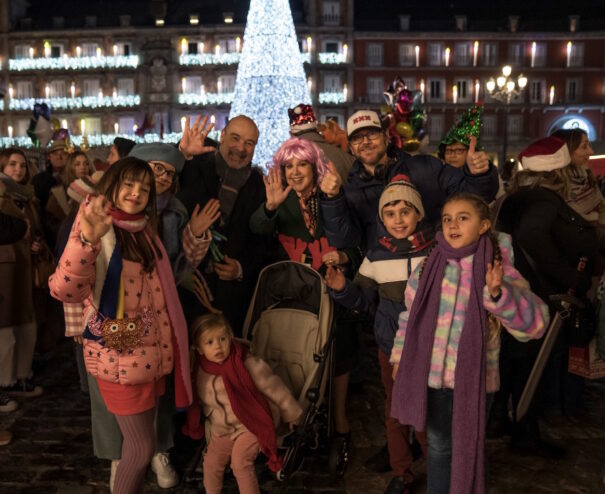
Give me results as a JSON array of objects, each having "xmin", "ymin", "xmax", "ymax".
[{"xmin": 486, "ymin": 65, "xmax": 528, "ymax": 169}]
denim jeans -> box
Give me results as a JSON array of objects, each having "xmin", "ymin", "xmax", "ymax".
[{"xmin": 426, "ymin": 387, "xmax": 494, "ymax": 494}]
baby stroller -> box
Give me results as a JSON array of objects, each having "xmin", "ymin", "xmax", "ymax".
[{"xmin": 241, "ymin": 260, "xmax": 347, "ymax": 480}]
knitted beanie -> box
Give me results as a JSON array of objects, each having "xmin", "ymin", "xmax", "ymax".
[{"xmin": 379, "ymin": 173, "xmax": 425, "ymax": 220}]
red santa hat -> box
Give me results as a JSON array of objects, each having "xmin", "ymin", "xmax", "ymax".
[
  {"xmin": 288, "ymin": 104, "xmax": 317, "ymax": 133},
  {"xmin": 518, "ymin": 136, "xmax": 571, "ymax": 172}
]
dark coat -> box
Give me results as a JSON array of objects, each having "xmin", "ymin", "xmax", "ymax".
[
  {"xmin": 498, "ymin": 186, "xmax": 597, "ymax": 301},
  {"xmin": 0, "ymin": 182, "xmax": 36, "ymax": 327},
  {"xmin": 320, "ymin": 149, "xmax": 499, "ymax": 253},
  {"xmin": 0, "ymin": 212, "xmax": 27, "ymax": 245},
  {"xmin": 177, "ymin": 152, "xmax": 271, "ymax": 333}
]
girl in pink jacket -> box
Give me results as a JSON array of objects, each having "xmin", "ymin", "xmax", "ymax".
[
  {"xmin": 49, "ymin": 157, "xmax": 209, "ymax": 494},
  {"xmin": 186, "ymin": 313, "xmax": 302, "ymax": 494}
]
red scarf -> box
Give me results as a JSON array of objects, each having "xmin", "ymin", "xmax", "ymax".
[
  {"xmin": 184, "ymin": 342, "xmax": 282, "ymax": 472},
  {"xmin": 107, "ymin": 207, "xmax": 148, "ymax": 232}
]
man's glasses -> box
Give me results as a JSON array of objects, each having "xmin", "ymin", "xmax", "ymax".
[
  {"xmin": 151, "ymin": 162, "xmax": 176, "ymax": 180},
  {"xmin": 444, "ymin": 147, "xmax": 467, "ymax": 156},
  {"xmin": 349, "ymin": 129, "xmax": 382, "ymax": 146}
]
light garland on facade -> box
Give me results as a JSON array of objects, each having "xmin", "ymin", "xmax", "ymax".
[
  {"xmin": 179, "ymin": 53, "xmax": 241, "ymax": 66},
  {"xmin": 318, "ymin": 91, "xmax": 347, "ymax": 104},
  {"xmin": 8, "ymin": 55, "xmax": 139, "ymax": 72},
  {"xmin": 177, "ymin": 51, "xmax": 345, "ymax": 66},
  {"xmin": 8, "ymin": 95, "xmax": 141, "ymax": 111},
  {"xmin": 178, "ymin": 92, "xmax": 235, "ymax": 105},
  {"xmin": 0, "ymin": 130, "xmax": 221, "ymax": 149},
  {"xmin": 318, "ymin": 52, "xmax": 346, "ymax": 64}
]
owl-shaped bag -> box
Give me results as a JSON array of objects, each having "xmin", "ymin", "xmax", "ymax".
[{"xmin": 101, "ymin": 316, "xmax": 143, "ymax": 352}]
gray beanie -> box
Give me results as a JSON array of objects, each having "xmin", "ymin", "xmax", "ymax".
[{"xmin": 128, "ymin": 143, "xmax": 186, "ymax": 173}]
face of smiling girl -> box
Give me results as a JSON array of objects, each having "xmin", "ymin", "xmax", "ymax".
[
  {"xmin": 441, "ymin": 199, "xmax": 490, "ymax": 249},
  {"xmin": 115, "ymin": 174, "xmax": 152, "ymax": 215},
  {"xmin": 3, "ymin": 153, "xmax": 28, "ymax": 183}
]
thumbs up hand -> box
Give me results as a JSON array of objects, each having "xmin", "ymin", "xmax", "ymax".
[
  {"xmin": 465, "ymin": 137, "xmax": 490, "ymax": 175},
  {"xmin": 319, "ymin": 161, "xmax": 342, "ymax": 198}
]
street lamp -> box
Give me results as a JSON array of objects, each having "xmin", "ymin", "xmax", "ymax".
[{"xmin": 486, "ymin": 65, "xmax": 528, "ymax": 169}]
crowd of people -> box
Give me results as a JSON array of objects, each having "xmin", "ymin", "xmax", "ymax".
[{"xmin": 0, "ymin": 101, "xmax": 602, "ymax": 494}]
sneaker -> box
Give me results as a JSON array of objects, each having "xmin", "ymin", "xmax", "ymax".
[
  {"xmin": 151, "ymin": 452, "xmax": 179, "ymax": 488},
  {"xmin": 1, "ymin": 379, "xmax": 43, "ymax": 398},
  {"xmin": 109, "ymin": 459, "xmax": 119, "ymax": 493},
  {"xmin": 0, "ymin": 393, "xmax": 18, "ymax": 413},
  {"xmin": 0, "ymin": 430, "xmax": 12, "ymax": 446}
]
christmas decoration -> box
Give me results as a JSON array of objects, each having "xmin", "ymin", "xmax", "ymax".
[
  {"xmin": 439, "ymin": 103, "xmax": 484, "ymax": 153},
  {"xmin": 382, "ymin": 77, "xmax": 427, "ymax": 153},
  {"xmin": 229, "ymin": 0, "xmax": 311, "ymax": 167}
]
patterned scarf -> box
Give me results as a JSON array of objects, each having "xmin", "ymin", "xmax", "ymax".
[
  {"xmin": 378, "ymin": 222, "xmax": 434, "ymax": 255},
  {"xmin": 297, "ymin": 187, "xmax": 319, "ymax": 237},
  {"xmin": 392, "ymin": 231, "xmax": 491, "ymax": 494},
  {"xmin": 215, "ymin": 152, "xmax": 251, "ymax": 227}
]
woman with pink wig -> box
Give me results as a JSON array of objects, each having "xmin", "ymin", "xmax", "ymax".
[{"xmin": 250, "ymin": 137, "xmax": 360, "ymax": 466}]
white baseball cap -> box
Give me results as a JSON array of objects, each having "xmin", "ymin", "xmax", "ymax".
[{"xmin": 346, "ymin": 110, "xmax": 383, "ymax": 137}]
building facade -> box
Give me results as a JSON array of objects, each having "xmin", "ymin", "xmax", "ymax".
[{"xmin": 1, "ymin": 2, "xmax": 604, "ymax": 165}]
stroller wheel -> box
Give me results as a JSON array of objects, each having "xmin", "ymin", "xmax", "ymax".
[
  {"xmin": 276, "ymin": 469, "xmax": 286, "ymax": 482},
  {"xmin": 328, "ymin": 434, "xmax": 350, "ymax": 477}
]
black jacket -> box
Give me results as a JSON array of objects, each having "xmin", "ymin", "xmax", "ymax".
[
  {"xmin": 177, "ymin": 152, "xmax": 271, "ymax": 333},
  {"xmin": 0, "ymin": 212, "xmax": 27, "ymax": 245},
  {"xmin": 498, "ymin": 186, "xmax": 597, "ymax": 300},
  {"xmin": 320, "ymin": 149, "xmax": 499, "ymax": 253}
]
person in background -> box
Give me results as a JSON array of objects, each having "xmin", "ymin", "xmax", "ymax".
[
  {"xmin": 550, "ymin": 128, "xmax": 605, "ymax": 250},
  {"xmin": 46, "ymin": 150, "xmax": 95, "ymax": 238},
  {"xmin": 496, "ymin": 136, "xmax": 598, "ymax": 456},
  {"xmin": 0, "ymin": 149, "xmax": 45, "ymax": 405},
  {"xmin": 288, "ymin": 103, "xmax": 354, "ymax": 183},
  {"xmin": 0, "ymin": 211, "xmax": 29, "ymax": 447},
  {"xmin": 106, "ymin": 137, "xmax": 136, "ymax": 168}
]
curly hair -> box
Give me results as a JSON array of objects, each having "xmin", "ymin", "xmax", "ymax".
[{"xmin": 272, "ymin": 137, "xmax": 328, "ymax": 186}]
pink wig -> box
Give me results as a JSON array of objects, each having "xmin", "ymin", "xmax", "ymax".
[{"xmin": 272, "ymin": 137, "xmax": 328, "ymax": 183}]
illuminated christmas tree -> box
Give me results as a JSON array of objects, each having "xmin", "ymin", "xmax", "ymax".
[{"xmin": 229, "ymin": 0, "xmax": 311, "ymax": 167}]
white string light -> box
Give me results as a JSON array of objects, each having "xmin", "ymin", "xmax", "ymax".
[
  {"xmin": 8, "ymin": 95, "xmax": 141, "ymax": 111},
  {"xmin": 8, "ymin": 55, "xmax": 139, "ymax": 71}
]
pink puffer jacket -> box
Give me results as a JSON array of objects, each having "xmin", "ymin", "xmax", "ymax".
[{"xmin": 49, "ymin": 214, "xmax": 174, "ymax": 385}]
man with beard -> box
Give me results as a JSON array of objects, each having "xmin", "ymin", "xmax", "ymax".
[
  {"xmin": 177, "ymin": 115, "xmax": 271, "ymax": 334},
  {"xmin": 319, "ymin": 110, "xmax": 499, "ymax": 253}
]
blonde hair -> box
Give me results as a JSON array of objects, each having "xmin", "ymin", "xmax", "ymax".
[
  {"xmin": 190, "ymin": 313, "xmax": 233, "ymax": 350},
  {"xmin": 63, "ymin": 151, "xmax": 93, "ymax": 186}
]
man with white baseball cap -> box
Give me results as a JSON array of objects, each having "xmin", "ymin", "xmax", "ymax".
[{"xmin": 319, "ymin": 109, "xmax": 500, "ymax": 252}]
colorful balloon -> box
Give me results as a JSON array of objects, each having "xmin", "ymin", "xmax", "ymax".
[{"xmin": 396, "ymin": 121, "xmax": 414, "ymax": 139}]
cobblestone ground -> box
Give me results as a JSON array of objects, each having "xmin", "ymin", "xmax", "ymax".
[{"xmin": 1, "ymin": 331, "xmax": 604, "ymax": 493}]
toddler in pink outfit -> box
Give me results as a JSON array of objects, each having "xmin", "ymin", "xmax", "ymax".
[{"xmin": 189, "ymin": 313, "xmax": 302, "ymax": 494}]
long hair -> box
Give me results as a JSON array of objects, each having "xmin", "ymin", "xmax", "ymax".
[
  {"xmin": 63, "ymin": 151, "xmax": 94, "ymax": 186},
  {"xmin": 272, "ymin": 137, "xmax": 328, "ymax": 186},
  {"xmin": 0, "ymin": 148, "xmax": 31, "ymax": 184},
  {"xmin": 509, "ymin": 167, "xmax": 572, "ymax": 198},
  {"xmin": 550, "ymin": 128, "xmax": 596, "ymax": 188},
  {"xmin": 95, "ymin": 157, "xmax": 162, "ymax": 272}
]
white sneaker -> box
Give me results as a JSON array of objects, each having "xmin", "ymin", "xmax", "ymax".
[
  {"xmin": 109, "ymin": 459, "xmax": 119, "ymax": 493},
  {"xmin": 151, "ymin": 452, "xmax": 179, "ymax": 488}
]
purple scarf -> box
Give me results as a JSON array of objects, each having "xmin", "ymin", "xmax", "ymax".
[{"xmin": 392, "ymin": 231, "xmax": 492, "ymax": 494}]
